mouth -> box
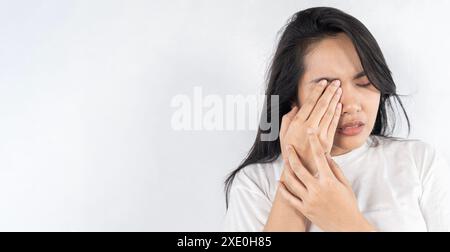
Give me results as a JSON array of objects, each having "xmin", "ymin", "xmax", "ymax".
[{"xmin": 337, "ymin": 121, "xmax": 365, "ymax": 136}]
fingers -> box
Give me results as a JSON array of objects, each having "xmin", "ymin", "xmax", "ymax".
[
  {"xmin": 286, "ymin": 145, "xmax": 316, "ymax": 188},
  {"xmin": 318, "ymin": 85, "xmax": 342, "ymax": 133},
  {"xmin": 326, "ymin": 153, "xmax": 350, "ymax": 187},
  {"xmin": 279, "ymin": 181, "xmax": 305, "ymax": 212},
  {"xmin": 307, "ymin": 80, "xmax": 341, "ymax": 126},
  {"xmin": 283, "ymin": 161, "xmax": 308, "ymax": 199},
  {"xmin": 307, "ymin": 129, "xmax": 334, "ymax": 178},
  {"xmin": 280, "ymin": 106, "xmax": 299, "ymax": 161},
  {"xmin": 280, "ymin": 106, "xmax": 298, "ymax": 140},
  {"xmin": 296, "ymin": 80, "xmax": 328, "ymax": 121},
  {"xmin": 327, "ymin": 102, "xmax": 342, "ymax": 141}
]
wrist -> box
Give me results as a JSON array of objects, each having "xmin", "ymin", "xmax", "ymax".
[
  {"xmin": 264, "ymin": 186, "xmax": 307, "ymax": 232},
  {"xmin": 351, "ymin": 216, "xmax": 377, "ymax": 232}
]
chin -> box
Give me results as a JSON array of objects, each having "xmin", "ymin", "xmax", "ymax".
[{"xmin": 333, "ymin": 133, "xmax": 369, "ymax": 152}]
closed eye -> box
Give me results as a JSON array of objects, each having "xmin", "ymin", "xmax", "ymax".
[{"xmin": 357, "ymin": 82, "xmax": 371, "ymax": 87}]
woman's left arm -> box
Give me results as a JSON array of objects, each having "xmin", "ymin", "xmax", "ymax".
[{"xmin": 279, "ymin": 129, "xmax": 376, "ymax": 232}]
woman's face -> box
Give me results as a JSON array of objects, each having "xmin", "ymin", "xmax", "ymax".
[{"xmin": 298, "ymin": 33, "xmax": 381, "ymax": 156}]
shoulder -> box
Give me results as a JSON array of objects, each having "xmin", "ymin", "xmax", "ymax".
[
  {"xmin": 371, "ymin": 135, "xmax": 436, "ymax": 158},
  {"xmin": 370, "ymin": 135, "xmax": 444, "ymax": 176},
  {"xmin": 231, "ymin": 156, "xmax": 283, "ymax": 201},
  {"xmin": 224, "ymin": 158, "xmax": 283, "ymax": 231}
]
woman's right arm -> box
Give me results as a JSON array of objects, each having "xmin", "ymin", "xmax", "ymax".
[
  {"xmin": 264, "ymin": 175, "xmax": 307, "ymax": 231},
  {"xmin": 264, "ymin": 80, "xmax": 342, "ymax": 231},
  {"xmin": 263, "ymin": 106, "xmax": 307, "ymax": 232}
]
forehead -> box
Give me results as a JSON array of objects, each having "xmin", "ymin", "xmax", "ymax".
[{"xmin": 302, "ymin": 33, "xmax": 363, "ymax": 79}]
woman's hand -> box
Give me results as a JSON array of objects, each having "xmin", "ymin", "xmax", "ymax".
[
  {"xmin": 279, "ymin": 131, "xmax": 376, "ymax": 232},
  {"xmin": 280, "ymin": 79, "xmax": 342, "ymax": 176}
]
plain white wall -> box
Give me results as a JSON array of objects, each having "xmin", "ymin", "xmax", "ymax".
[{"xmin": 0, "ymin": 0, "xmax": 449, "ymax": 231}]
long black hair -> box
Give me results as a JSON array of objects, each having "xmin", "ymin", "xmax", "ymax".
[{"xmin": 224, "ymin": 7, "xmax": 410, "ymax": 208}]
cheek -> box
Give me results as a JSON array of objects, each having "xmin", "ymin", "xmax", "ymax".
[
  {"xmin": 297, "ymin": 84, "xmax": 314, "ymax": 105},
  {"xmin": 363, "ymin": 92, "xmax": 381, "ymax": 121}
]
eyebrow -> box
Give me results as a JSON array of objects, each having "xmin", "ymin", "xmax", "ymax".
[{"xmin": 309, "ymin": 70, "xmax": 367, "ymax": 83}]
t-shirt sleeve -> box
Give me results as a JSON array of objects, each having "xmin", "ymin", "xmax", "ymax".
[
  {"xmin": 222, "ymin": 167, "xmax": 272, "ymax": 232},
  {"xmin": 418, "ymin": 144, "xmax": 450, "ymax": 231}
]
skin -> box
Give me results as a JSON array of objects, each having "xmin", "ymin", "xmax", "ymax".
[{"xmin": 264, "ymin": 33, "xmax": 381, "ymax": 231}]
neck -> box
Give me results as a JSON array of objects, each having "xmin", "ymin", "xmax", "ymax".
[{"xmin": 330, "ymin": 145, "xmax": 350, "ymax": 157}]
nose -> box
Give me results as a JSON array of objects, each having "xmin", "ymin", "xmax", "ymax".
[{"xmin": 339, "ymin": 83, "xmax": 362, "ymax": 115}]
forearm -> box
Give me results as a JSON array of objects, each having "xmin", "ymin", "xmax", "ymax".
[{"xmin": 264, "ymin": 187, "xmax": 307, "ymax": 232}]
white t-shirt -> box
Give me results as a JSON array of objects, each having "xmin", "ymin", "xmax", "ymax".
[{"xmin": 223, "ymin": 136, "xmax": 450, "ymax": 232}]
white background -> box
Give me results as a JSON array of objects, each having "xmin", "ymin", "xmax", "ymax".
[{"xmin": 0, "ymin": 0, "xmax": 449, "ymax": 231}]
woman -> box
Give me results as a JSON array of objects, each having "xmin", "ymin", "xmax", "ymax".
[{"xmin": 223, "ymin": 7, "xmax": 450, "ymax": 232}]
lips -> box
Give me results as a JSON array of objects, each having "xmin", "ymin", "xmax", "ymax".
[
  {"xmin": 338, "ymin": 121, "xmax": 365, "ymax": 130},
  {"xmin": 337, "ymin": 120, "xmax": 365, "ymax": 136}
]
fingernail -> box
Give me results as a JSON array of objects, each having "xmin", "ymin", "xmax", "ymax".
[
  {"xmin": 332, "ymin": 80, "xmax": 341, "ymax": 87},
  {"xmin": 320, "ymin": 80, "xmax": 328, "ymax": 86},
  {"xmin": 337, "ymin": 103, "xmax": 342, "ymax": 110}
]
